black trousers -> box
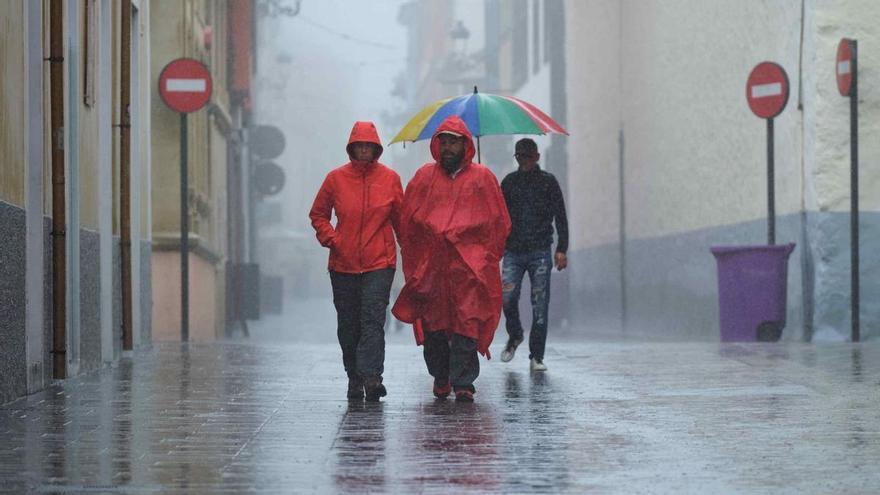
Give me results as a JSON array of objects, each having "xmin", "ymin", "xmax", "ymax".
[
  {"xmin": 423, "ymin": 330, "xmax": 479, "ymax": 393},
  {"xmin": 329, "ymin": 268, "xmax": 395, "ymax": 381}
]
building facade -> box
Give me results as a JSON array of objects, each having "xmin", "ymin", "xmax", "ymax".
[
  {"xmin": 0, "ymin": 0, "xmax": 153, "ymax": 404},
  {"xmin": 565, "ymin": 0, "xmax": 880, "ymax": 341},
  {"xmin": 396, "ymin": 0, "xmax": 879, "ymax": 342},
  {"xmin": 149, "ymin": 0, "xmax": 257, "ymax": 341}
]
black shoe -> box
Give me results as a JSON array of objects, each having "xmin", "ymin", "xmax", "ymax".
[
  {"xmin": 455, "ymin": 390, "xmax": 474, "ymax": 402},
  {"xmin": 364, "ymin": 378, "xmax": 387, "ymax": 402},
  {"xmin": 347, "ymin": 378, "xmax": 364, "ymax": 400},
  {"xmin": 500, "ymin": 336, "xmax": 524, "ymax": 362}
]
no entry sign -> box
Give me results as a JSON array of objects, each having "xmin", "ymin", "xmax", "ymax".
[
  {"xmin": 158, "ymin": 58, "xmax": 214, "ymax": 342},
  {"xmin": 159, "ymin": 58, "xmax": 212, "ymax": 113},
  {"xmin": 837, "ymin": 38, "xmax": 856, "ymax": 97},
  {"xmin": 746, "ymin": 62, "xmax": 789, "ymax": 119}
]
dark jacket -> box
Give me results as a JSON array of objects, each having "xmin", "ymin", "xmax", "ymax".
[{"xmin": 501, "ymin": 166, "xmax": 568, "ymax": 254}]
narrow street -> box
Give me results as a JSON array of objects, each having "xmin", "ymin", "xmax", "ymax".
[
  {"xmin": 2, "ymin": 3, "xmax": 880, "ymax": 493},
  {"xmin": 2, "ymin": 306, "xmax": 877, "ymax": 493}
]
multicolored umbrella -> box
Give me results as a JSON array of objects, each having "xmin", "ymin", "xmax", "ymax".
[{"xmin": 390, "ymin": 87, "xmax": 568, "ymax": 161}]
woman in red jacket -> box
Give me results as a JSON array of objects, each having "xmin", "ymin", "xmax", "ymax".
[{"xmin": 309, "ymin": 121, "xmax": 403, "ymax": 402}]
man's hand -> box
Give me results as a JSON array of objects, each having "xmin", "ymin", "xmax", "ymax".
[{"xmin": 554, "ymin": 252, "xmax": 568, "ymax": 271}]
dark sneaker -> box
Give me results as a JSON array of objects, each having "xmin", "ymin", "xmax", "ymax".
[
  {"xmin": 347, "ymin": 378, "xmax": 364, "ymax": 400},
  {"xmin": 364, "ymin": 379, "xmax": 387, "ymax": 402},
  {"xmin": 455, "ymin": 390, "xmax": 474, "ymax": 402},
  {"xmin": 433, "ymin": 380, "xmax": 452, "ymax": 399},
  {"xmin": 500, "ymin": 336, "xmax": 524, "ymax": 362}
]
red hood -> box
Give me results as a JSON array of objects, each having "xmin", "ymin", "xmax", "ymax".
[
  {"xmin": 429, "ymin": 115, "xmax": 476, "ymax": 166},
  {"xmin": 346, "ymin": 121, "xmax": 384, "ymax": 163}
]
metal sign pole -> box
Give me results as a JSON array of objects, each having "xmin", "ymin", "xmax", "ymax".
[
  {"xmin": 158, "ymin": 58, "xmax": 211, "ymax": 344},
  {"xmin": 180, "ymin": 113, "xmax": 189, "ymax": 342},
  {"xmin": 850, "ymin": 40, "xmax": 860, "ymax": 342},
  {"xmin": 767, "ymin": 117, "xmax": 775, "ymax": 246},
  {"xmin": 746, "ymin": 62, "xmax": 788, "ymax": 247}
]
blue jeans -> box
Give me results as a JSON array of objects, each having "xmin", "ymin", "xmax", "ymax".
[{"xmin": 501, "ymin": 249, "xmax": 552, "ymax": 360}]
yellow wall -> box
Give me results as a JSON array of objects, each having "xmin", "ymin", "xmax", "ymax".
[
  {"xmin": 137, "ymin": 1, "xmax": 152, "ymax": 239},
  {"xmin": 79, "ymin": 88, "xmax": 100, "ymax": 229},
  {"xmin": 150, "ymin": 0, "xmax": 184, "ymax": 235},
  {"xmin": 0, "ymin": 1, "xmax": 26, "ymax": 207},
  {"xmin": 151, "ymin": 251, "xmax": 219, "ymax": 340},
  {"xmin": 150, "ymin": 0, "xmax": 234, "ymax": 340},
  {"xmin": 112, "ymin": 0, "xmax": 123, "ymax": 234},
  {"xmin": 150, "ymin": 0, "xmax": 230, "ymax": 254},
  {"xmin": 42, "ymin": 0, "xmax": 51, "ymax": 216}
]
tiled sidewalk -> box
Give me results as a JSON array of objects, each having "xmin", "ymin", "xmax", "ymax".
[{"xmin": 0, "ymin": 340, "xmax": 878, "ymax": 493}]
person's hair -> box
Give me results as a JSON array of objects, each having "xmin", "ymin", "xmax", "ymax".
[{"xmin": 515, "ymin": 138, "xmax": 538, "ymax": 154}]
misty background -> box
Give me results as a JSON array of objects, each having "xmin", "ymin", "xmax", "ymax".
[
  {"xmin": 253, "ymin": 1, "xmax": 424, "ymax": 341},
  {"xmin": 250, "ymin": 1, "xmax": 555, "ymax": 344}
]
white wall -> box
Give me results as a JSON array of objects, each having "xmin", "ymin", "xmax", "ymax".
[
  {"xmin": 569, "ymin": 0, "xmax": 880, "ymax": 241},
  {"xmin": 565, "ymin": 0, "xmax": 880, "ymax": 340},
  {"xmin": 803, "ymin": 0, "xmax": 880, "ymax": 340},
  {"xmin": 565, "ymin": 0, "xmax": 621, "ymax": 249},
  {"xmin": 619, "ymin": 1, "xmax": 805, "ymax": 240},
  {"xmin": 805, "ymin": 0, "xmax": 880, "ymax": 214}
]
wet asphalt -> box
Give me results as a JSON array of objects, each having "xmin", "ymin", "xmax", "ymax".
[{"xmin": 1, "ymin": 299, "xmax": 878, "ymax": 493}]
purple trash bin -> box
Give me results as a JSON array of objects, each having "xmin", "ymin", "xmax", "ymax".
[{"xmin": 710, "ymin": 243, "xmax": 796, "ymax": 342}]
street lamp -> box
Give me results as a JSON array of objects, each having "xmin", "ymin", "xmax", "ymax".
[{"xmin": 449, "ymin": 20, "xmax": 470, "ymax": 54}]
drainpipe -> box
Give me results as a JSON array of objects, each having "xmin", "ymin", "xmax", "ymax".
[
  {"xmin": 120, "ymin": 0, "xmax": 133, "ymax": 351},
  {"xmin": 49, "ymin": 0, "xmax": 66, "ymax": 379},
  {"xmin": 233, "ymin": 107, "xmax": 249, "ymax": 336}
]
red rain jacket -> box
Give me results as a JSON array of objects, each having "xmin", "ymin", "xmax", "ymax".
[
  {"xmin": 309, "ymin": 121, "xmax": 403, "ymax": 273},
  {"xmin": 392, "ymin": 116, "xmax": 511, "ymax": 357}
]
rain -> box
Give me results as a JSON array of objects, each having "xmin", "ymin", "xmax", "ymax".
[{"xmin": 0, "ymin": 1, "xmax": 878, "ymax": 493}]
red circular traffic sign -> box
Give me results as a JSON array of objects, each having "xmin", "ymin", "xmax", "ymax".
[
  {"xmin": 159, "ymin": 58, "xmax": 212, "ymax": 113},
  {"xmin": 836, "ymin": 39, "xmax": 855, "ymax": 97},
  {"xmin": 746, "ymin": 62, "xmax": 789, "ymax": 119}
]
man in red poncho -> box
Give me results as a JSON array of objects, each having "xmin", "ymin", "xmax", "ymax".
[{"xmin": 392, "ymin": 115, "xmax": 511, "ymax": 402}]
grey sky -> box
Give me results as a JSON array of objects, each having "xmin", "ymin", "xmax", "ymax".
[{"xmin": 276, "ymin": 0, "xmax": 408, "ymax": 121}]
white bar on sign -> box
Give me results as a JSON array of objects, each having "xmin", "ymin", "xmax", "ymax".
[
  {"xmin": 166, "ymin": 78, "xmax": 206, "ymax": 92},
  {"xmin": 837, "ymin": 60, "xmax": 851, "ymax": 75},
  {"xmin": 751, "ymin": 82, "xmax": 782, "ymax": 99}
]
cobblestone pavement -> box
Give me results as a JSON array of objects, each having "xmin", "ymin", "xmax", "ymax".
[{"xmin": 1, "ymin": 323, "xmax": 879, "ymax": 493}]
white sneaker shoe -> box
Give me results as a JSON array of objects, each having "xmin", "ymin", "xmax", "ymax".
[
  {"xmin": 530, "ymin": 358, "xmax": 548, "ymax": 372},
  {"xmin": 500, "ymin": 336, "xmax": 524, "ymax": 363}
]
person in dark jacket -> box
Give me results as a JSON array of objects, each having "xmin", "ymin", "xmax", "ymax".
[
  {"xmin": 309, "ymin": 121, "xmax": 403, "ymax": 401},
  {"xmin": 499, "ymin": 138, "xmax": 568, "ymax": 372}
]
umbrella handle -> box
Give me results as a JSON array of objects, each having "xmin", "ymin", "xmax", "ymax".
[{"xmin": 477, "ymin": 135, "xmax": 481, "ymax": 163}]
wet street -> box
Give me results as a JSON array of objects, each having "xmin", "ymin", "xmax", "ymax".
[{"xmin": 1, "ymin": 303, "xmax": 879, "ymax": 493}]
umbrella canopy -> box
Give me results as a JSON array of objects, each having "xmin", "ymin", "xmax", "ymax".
[{"xmin": 390, "ymin": 88, "xmax": 568, "ymax": 145}]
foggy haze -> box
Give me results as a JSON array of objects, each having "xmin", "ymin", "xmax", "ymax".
[
  {"xmin": 250, "ymin": 1, "xmax": 569, "ymax": 344},
  {"xmin": 253, "ymin": 1, "xmax": 412, "ymax": 342}
]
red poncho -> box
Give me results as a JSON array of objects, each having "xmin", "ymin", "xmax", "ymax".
[{"xmin": 391, "ymin": 116, "xmax": 511, "ymax": 357}]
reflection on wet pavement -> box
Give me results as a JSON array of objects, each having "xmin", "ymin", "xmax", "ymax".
[
  {"xmin": 334, "ymin": 402, "xmax": 387, "ymax": 491},
  {"xmin": 0, "ymin": 341, "xmax": 878, "ymax": 493}
]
